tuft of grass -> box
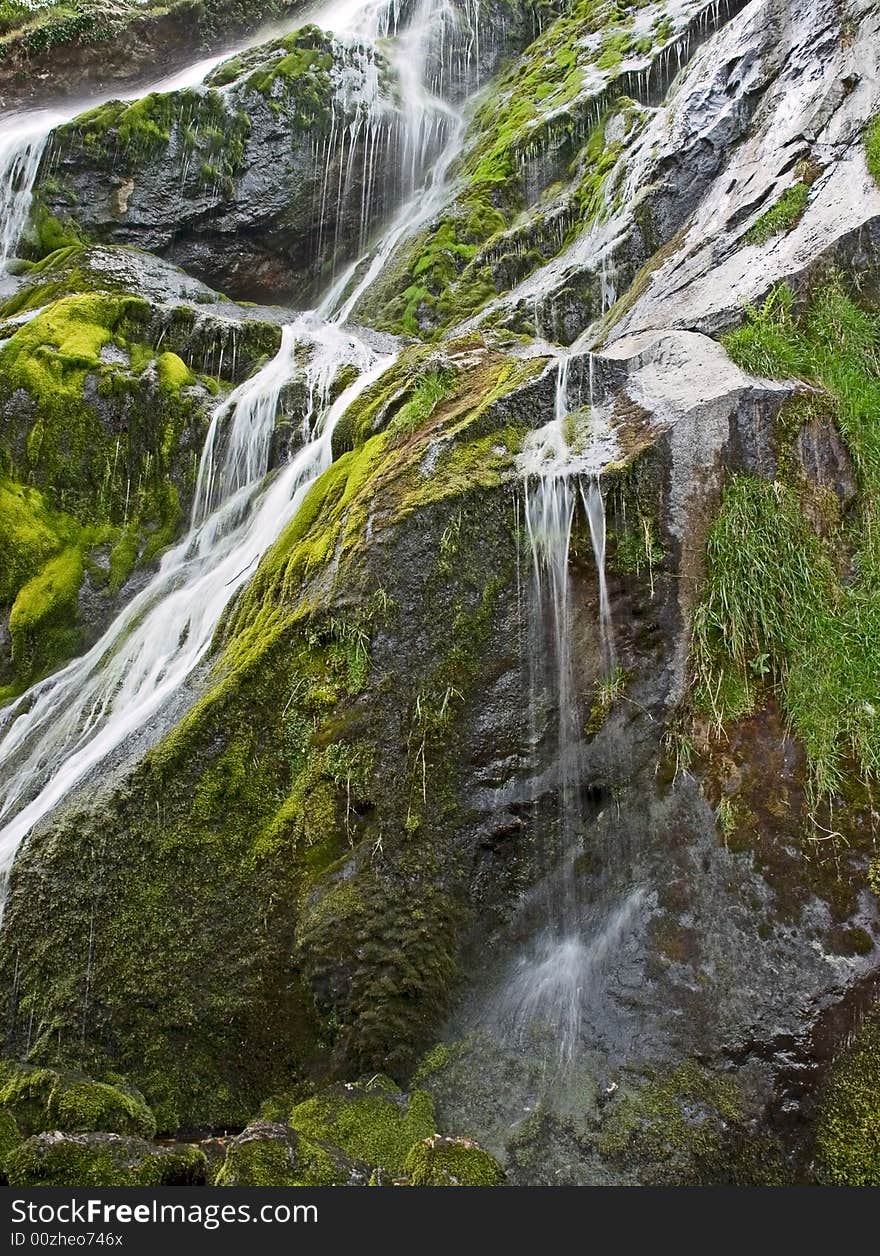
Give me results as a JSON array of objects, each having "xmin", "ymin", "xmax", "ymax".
[
  {"xmin": 693, "ymin": 276, "xmax": 880, "ymax": 802},
  {"xmin": 865, "ymin": 116, "xmax": 880, "ymax": 187},
  {"xmin": 744, "ymin": 181, "xmax": 810, "ymax": 246},
  {"xmin": 587, "ymin": 665, "xmax": 627, "ymax": 734}
]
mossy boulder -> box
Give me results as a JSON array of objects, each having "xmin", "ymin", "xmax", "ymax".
[
  {"xmin": 0, "ymin": 1, "xmax": 310, "ymax": 110},
  {"xmin": 0, "ymin": 1064, "xmax": 156, "ymax": 1139},
  {"xmin": 5, "ymin": 1131, "xmax": 206, "ymax": 1187},
  {"xmin": 214, "ymin": 1119, "xmax": 370, "ymax": 1186},
  {"xmin": 403, "ymin": 1136, "xmax": 505, "ymax": 1186},
  {"xmin": 0, "ymin": 1108, "xmax": 22, "ymax": 1177},
  {"xmin": 814, "ymin": 1009, "xmax": 880, "ymax": 1185},
  {"xmin": 290, "ymin": 1079, "xmax": 436, "ymax": 1178},
  {"xmin": 0, "ymin": 249, "xmax": 287, "ymax": 689},
  {"xmin": 30, "ymin": 28, "xmax": 403, "ymax": 302}
]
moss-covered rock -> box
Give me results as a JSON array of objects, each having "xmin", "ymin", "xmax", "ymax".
[
  {"xmin": 814, "ymin": 1009, "xmax": 880, "ymax": 1185},
  {"xmin": 403, "ymin": 1135, "xmax": 505, "ymax": 1186},
  {"xmin": 29, "ymin": 27, "xmax": 401, "ymax": 302},
  {"xmin": 5, "ymin": 1130, "xmax": 206, "ymax": 1187},
  {"xmin": 597, "ymin": 1063, "xmax": 744, "ymax": 1186},
  {"xmin": 0, "ymin": 246, "xmax": 288, "ymax": 689},
  {"xmin": 214, "ymin": 1119, "xmax": 370, "ymax": 1186},
  {"xmin": 0, "ymin": 1107, "xmax": 22, "ymax": 1177},
  {"xmin": 290, "ymin": 1078, "xmax": 436, "ymax": 1178},
  {"xmin": 0, "ymin": 337, "xmax": 555, "ymax": 1123},
  {"xmin": 0, "ymin": 1064, "xmax": 156, "ymax": 1139}
]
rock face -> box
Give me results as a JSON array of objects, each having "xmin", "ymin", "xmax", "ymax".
[
  {"xmin": 31, "ymin": 27, "xmax": 423, "ymax": 302},
  {"xmin": 0, "ymin": 0, "xmax": 879, "ymax": 1187},
  {"xmin": 0, "ymin": 245, "xmax": 287, "ymax": 689},
  {"xmin": 0, "ymin": 1, "xmax": 310, "ymax": 110}
]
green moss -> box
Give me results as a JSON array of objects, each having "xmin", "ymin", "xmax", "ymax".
[
  {"xmin": 0, "ymin": 1107, "xmax": 22, "ymax": 1174},
  {"xmin": 865, "ymin": 116, "xmax": 880, "ymax": 186},
  {"xmin": 107, "ymin": 525, "xmax": 141, "ymax": 592},
  {"xmin": 744, "ymin": 182, "xmax": 810, "ymax": 246},
  {"xmin": 156, "ymin": 350, "xmax": 193, "ymax": 395},
  {"xmin": 0, "ymin": 283, "xmax": 214, "ymax": 679},
  {"xmin": 6, "ymin": 1133, "xmax": 206, "ymax": 1187},
  {"xmin": 0, "ymin": 333, "xmax": 533, "ymax": 1118},
  {"xmin": 599, "ymin": 1063, "xmax": 742, "ymax": 1184},
  {"xmin": 0, "ymin": 1065, "xmax": 155, "ymax": 1139},
  {"xmin": 403, "ymin": 1135, "xmax": 505, "ymax": 1185},
  {"xmin": 290, "ymin": 1079, "xmax": 435, "ymax": 1176},
  {"xmin": 358, "ymin": 1, "xmax": 650, "ymax": 338},
  {"xmin": 0, "ymin": 479, "xmax": 76, "ymax": 605},
  {"xmin": 9, "ymin": 546, "xmax": 83, "ymax": 679},
  {"xmin": 815, "ymin": 1010, "xmax": 880, "ymax": 1184},
  {"xmin": 596, "ymin": 29, "xmax": 633, "ymax": 72},
  {"xmin": 695, "ymin": 277, "xmax": 880, "ymax": 801},
  {"xmin": 244, "ymin": 27, "xmax": 335, "ymax": 108},
  {"xmin": 59, "ymin": 86, "xmax": 252, "ymax": 193},
  {"xmin": 214, "ymin": 1121, "xmax": 361, "ymax": 1186}
]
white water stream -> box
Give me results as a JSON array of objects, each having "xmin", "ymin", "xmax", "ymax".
[
  {"xmin": 0, "ymin": 0, "xmax": 477, "ymax": 884},
  {"xmin": 488, "ymin": 352, "xmax": 621, "ymax": 1067}
]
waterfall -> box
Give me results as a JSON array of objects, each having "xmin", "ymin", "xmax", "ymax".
[
  {"xmin": 0, "ymin": 53, "xmax": 254, "ymax": 275},
  {"xmin": 0, "ymin": 321, "xmax": 389, "ymax": 878},
  {"xmin": 482, "ymin": 352, "xmax": 621, "ymax": 1068},
  {"xmin": 0, "ymin": 0, "xmax": 490, "ymax": 886},
  {"xmin": 0, "ymin": 112, "xmax": 68, "ymax": 273}
]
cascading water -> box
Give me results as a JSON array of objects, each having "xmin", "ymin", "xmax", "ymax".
[
  {"xmin": 0, "ymin": 322, "xmax": 389, "ymax": 877},
  {"xmin": 479, "ymin": 352, "xmax": 624, "ymax": 1069},
  {"xmin": 0, "ymin": 0, "xmax": 491, "ymax": 886},
  {"xmin": 0, "ymin": 111, "xmax": 69, "ymax": 274},
  {"xmin": 0, "ymin": 52, "xmax": 260, "ymax": 277}
]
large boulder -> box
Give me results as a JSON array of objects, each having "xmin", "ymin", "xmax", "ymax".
[
  {"xmin": 31, "ymin": 27, "xmax": 413, "ymax": 302},
  {"xmin": 5, "ymin": 1131, "xmax": 207, "ymax": 1186},
  {"xmin": 214, "ymin": 1119, "xmax": 370, "ymax": 1186},
  {"xmin": 0, "ymin": 1063, "xmax": 156, "ymax": 1140}
]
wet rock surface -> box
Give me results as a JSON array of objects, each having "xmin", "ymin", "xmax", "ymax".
[{"xmin": 0, "ymin": 0, "xmax": 878, "ymax": 1187}]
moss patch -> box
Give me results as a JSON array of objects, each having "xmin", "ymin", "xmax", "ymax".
[
  {"xmin": 290, "ymin": 1078, "xmax": 435, "ymax": 1177},
  {"xmin": 214, "ymin": 1119, "xmax": 367, "ymax": 1186},
  {"xmin": 599, "ymin": 1063, "xmax": 743, "ymax": 1184},
  {"xmin": 403, "ymin": 1135, "xmax": 505, "ymax": 1185},
  {"xmin": 0, "ymin": 1064, "xmax": 155, "ymax": 1139},
  {"xmin": 814, "ymin": 1009, "xmax": 880, "ymax": 1184},
  {"xmin": 5, "ymin": 1132, "xmax": 206, "ymax": 1187}
]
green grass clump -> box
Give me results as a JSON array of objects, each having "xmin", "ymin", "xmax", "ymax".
[
  {"xmin": 744, "ymin": 182, "xmax": 810, "ymax": 246},
  {"xmin": 693, "ymin": 276, "xmax": 880, "ymax": 801},
  {"xmin": 865, "ymin": 117, "xmax": 880, "ymax": 186}
]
